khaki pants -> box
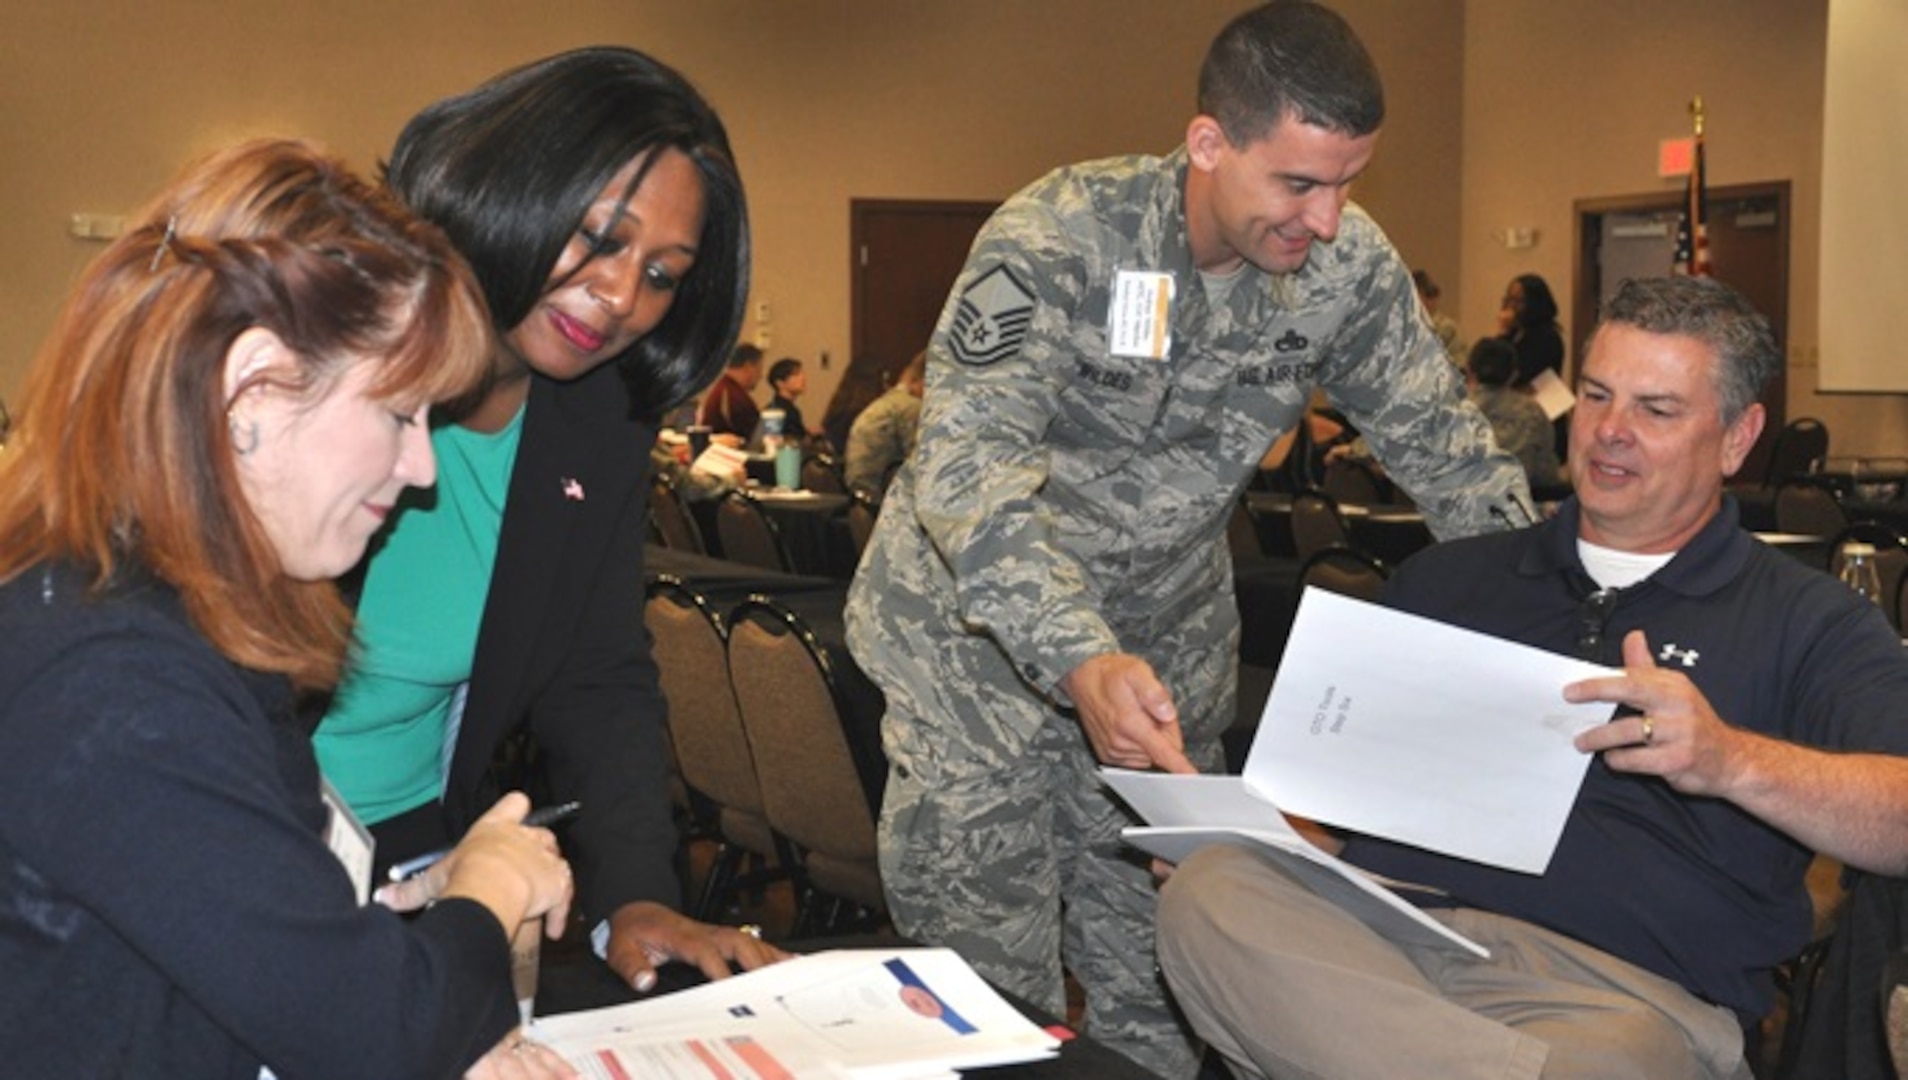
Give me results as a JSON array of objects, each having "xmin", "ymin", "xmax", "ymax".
[{"xmin": 1158, "ymin": 845, "xmax": 1753, "ymax": 1080}]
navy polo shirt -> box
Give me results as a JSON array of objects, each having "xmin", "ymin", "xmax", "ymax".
[{"xmin": 1342, "ymin": 496, "xmax": 1908, "ymax": 1025}]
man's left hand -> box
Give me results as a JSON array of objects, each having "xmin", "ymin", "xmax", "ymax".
[
  {"xmin": 1565, "ymin": 629, "xmax": 1745, "ymax": 797},
  {"xmin": 604, "ymin": 901, "xmax": 789, "ymax": 992}
]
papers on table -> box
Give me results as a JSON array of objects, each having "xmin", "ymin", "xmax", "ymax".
[
  {"xmin": 533, "ymin": 948, "xmax": 1060, "ymax": 1080},
  {"xmin": 1110, "ymin": 588, "xmax": 1618, "ymax": 955},
  {"xmin": 691, "ymin": 441, "xmax": 750, "ymax": 479},
  {"xmin": 1530, "ymin": 368, "xmax": 1576, "ymax": 420}
]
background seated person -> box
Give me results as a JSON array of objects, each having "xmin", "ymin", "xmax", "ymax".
[
  {"xmin": 819, "ymin": 351, "xmax": 893, "ymax": 456},
  {"xmin": 765, "ymin": 355, "xmax": 825, "ymax": 451},
  {"xmin": 698, "ymin": 341, "xmax": 763, "ymax": 445},
  {"xmin": 843, "ymin": 349, "xmax": 925, "ymax": 498},
  {"xmin": 1159, "ymin": 276, "xmax": 1908, "ymax": 1080},
  {"xmin": 1415, "ymin": 267, "xmax": 1465, "ymax": 368},
  {"xmin": 1467, "ymin": 335, "xmax": 1563, "ymax": 492}
]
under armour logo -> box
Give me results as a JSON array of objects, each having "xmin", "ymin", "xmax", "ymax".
[
  {"xmin": 1657, "ymin": 643, "xmax": 1699, "ymax": 667},
  {"xmin": 561, "ymin": 477, "xmax": 585, "ymax": 502}
]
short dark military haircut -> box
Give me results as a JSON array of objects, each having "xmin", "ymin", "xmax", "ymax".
[
  {"xmin": 1467, "ymin": 337, "xmax": 1518, "ymax": 388},
  {"xmin": 1198, "ymin": 1, "xmax": 1385, "ymax": 146}
]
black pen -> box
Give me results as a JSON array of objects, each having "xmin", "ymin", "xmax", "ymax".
[{"xmin": 385, "ymin": 801, "xmax": 582, "ymax": 883}]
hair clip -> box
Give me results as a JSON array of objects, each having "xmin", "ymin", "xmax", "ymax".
[{"xmin": 149, "ymin": 215, "xmax": 178, "ymax": 272}]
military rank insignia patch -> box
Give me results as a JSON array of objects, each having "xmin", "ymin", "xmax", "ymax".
[{"xmin": 948, "ymin": 264, "xmax": 1035, "ymax": 366}]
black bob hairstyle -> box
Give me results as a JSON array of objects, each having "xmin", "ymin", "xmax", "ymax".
[{"xmin": 385, "ymin": 45, "xmax": 749, "ymax": 420}]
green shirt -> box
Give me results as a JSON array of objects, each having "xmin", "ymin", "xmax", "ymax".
[{"xmin": 313, "ymin": 408, "xmax": 523, "ymax": 825}]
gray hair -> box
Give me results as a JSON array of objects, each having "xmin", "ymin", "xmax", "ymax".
[{"xmin": 1599, "ymin": 277, "xmax": 1780, "ymax": 424}]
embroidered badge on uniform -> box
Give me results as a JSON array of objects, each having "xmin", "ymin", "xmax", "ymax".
[{"xmin": 948, "ymin": 264, "xmax": 1035, "ymax": 366}]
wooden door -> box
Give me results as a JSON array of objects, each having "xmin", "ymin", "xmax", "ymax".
[
  {"xmin": 1573, "ymin": 181, "xmax": 1791, "ymax": 481},
  {"xmin": 850, "ymin": 199, "xmax": 998, "ymax": 379}
]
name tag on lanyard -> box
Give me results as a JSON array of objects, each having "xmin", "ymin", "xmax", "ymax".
[
  {"xmin": 320, "ymin": 775, "xmax": 375, "ymax": 906},
  {"xmin": 1108, "ymin": 270, "xmax": 1175, "ymax": 360}
]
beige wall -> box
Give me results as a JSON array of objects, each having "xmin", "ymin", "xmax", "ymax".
[
  {"xmin": 8, "ymin": 1, "xmax": 1898, "ymax": 454},
  {"xmin": 1461, "ymin": 0, "xmax": 1908, "ymax": 457},
  {"xmin": 0, "ymin": 1, "xmax": 1459, "ymax": 415}
]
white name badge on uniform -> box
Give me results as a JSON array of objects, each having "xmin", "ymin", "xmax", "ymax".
[
  {"xmin": 320, "ymin": 776, "xmax": 375, "ymax": 906},
  {"xmin": 1108, "ymin": 269, "xmax": 1175, "ymax": 360}
]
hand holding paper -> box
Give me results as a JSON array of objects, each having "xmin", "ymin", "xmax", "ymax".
[
  {"xmin": 1062, "ymin": 653, "xmax": 1195, "ymax": 774},
  {"xmin": 1245, "ymin": 589, "xmax": 1615, "ymax": 874},
  {"xmin": 1105, "ymin": 589, "xmax": 1620, "ymax": 958}
]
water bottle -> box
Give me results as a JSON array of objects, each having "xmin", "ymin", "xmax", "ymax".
[{"xmin": 1839, "ymin": 541, "xmax": 1883, "ymax": 605}]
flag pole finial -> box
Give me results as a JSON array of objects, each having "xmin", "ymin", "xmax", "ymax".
[{"xmin": 1689, "ymin": 96, "xmax": 1705, "ymax": 137}]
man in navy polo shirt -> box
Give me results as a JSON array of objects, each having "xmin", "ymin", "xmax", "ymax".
[{"xmin": 1159, "ymin": 275, "xmax": 1908, "ymax": 1080}]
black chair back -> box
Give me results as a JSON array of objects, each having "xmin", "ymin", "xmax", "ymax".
[
  {"xmin": 1766, "ymin": 417, "xmax": 1829, "ymax": 488},
  {"xmin": 1297, "ymin": 546, "xmax": 1389, "ymax": 603},
  {"xmin": 1321, "ymin": 457, "xmax": 1388, "ymax": 505},
  {"xmin": 800, "ymin": 453, "xmax": 847, "ymax": 495},
  {"xmin": 727, "ymin": 596, "xmax": 886, "ymax": 934},
  {"xmin": 1289, "ymin": 489, "xmax": 1351, "ymax": 560},
  {"xmin": 846, "ymin": 489, "xmax": 880, "ymax": 558},
  {"xmin": 642, "ymin": 576, "xmax": 793, "ymax": 924},
  {"xmin": 1774, "ymin": 481, "xmax": 1848, "ymax": 539},
  {"xmin": 649, "ymin": 477, "xmax": 705, "ymax": 554},
  {"xmin": 715, "ymin": 493, "xmax": 793, "ymax": 573}
]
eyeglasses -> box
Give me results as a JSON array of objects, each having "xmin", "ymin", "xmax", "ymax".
[{"xmin": 1577, "ymin": 587, "xmax": 1621, "ymax": 660}]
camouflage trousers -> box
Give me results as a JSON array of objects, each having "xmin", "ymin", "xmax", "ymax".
[{"xmin": 878, "ymin": 700, "xmax": 1229, "ymax": 1079}]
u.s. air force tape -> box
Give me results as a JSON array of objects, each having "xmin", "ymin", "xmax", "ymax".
[{"xmin": 948, "ymin": 264, "xmax": 1035, "ymax": 366}]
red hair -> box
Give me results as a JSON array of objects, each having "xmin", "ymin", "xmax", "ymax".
[{"xmin": 0, "ymin": 139, "xmax": 492, "ymax": 689}]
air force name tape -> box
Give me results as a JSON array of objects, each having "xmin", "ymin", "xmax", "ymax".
[{"xmin": 949, "ymin": 264, "xmax": 1035, "ymax": 366}]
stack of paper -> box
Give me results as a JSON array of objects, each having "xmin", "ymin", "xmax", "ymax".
[
  {"xmin": 1110, "ymin": 588, "xmax": 1618, "ymax": 957},
  {"xmin": 1530, "ymin": 368, "xmax": 1577, "ymax": 420},
  {"xmin": 691, "ymin": 441, "xmax": 750, "ymax": 479},
  {"xmin": 533, "ymin": 948, "xmax": 1061, "ymax": 1080}
]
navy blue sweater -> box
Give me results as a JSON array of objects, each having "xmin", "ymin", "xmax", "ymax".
[{"xmin": 0, "ymin": 564, "xmax": 517, "ymax": 1079}]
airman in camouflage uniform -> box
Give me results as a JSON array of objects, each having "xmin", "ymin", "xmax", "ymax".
[{"xmin": 845, "ymin": 5, "xmax": 1530, "ymax": 1076}]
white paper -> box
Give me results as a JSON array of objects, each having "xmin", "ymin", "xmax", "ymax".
[
  {"xmin": 534, "ymin": 949, "xmax": 1058, "ymax": 1080},
  {"xmin": 1104, "ymin": 770, "xmax": 1487, "ymax": 957},
  {"xmin": 691, "ymin": 441, "xmax": 750, "ymax": 478},
  {"xmin": 1530, "ymin": 368, "xmax": 1576, "ymax": 420},
  {"xmin": 1245, "ymin": 589, "xmax": 1615, "ymax": 874}
]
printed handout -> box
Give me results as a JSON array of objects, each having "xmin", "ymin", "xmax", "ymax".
[{"xmin": 533, "ymin": 948, "xmax": 1060, "ymax": 1080}]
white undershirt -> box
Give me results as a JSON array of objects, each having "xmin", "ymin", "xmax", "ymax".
[{"xmin": 1577, "ymin": 537, "xmax": 1675, "ymax": 590}]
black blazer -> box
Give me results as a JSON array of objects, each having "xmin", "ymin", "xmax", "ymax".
[{"xmin": 443, "ymin": 361, "xmax": 678, "ymax": 923}]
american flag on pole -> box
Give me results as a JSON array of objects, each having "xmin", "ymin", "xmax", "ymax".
[{"xmin": 1673, "ymin": 99, "xmax": 1710, "ymax": 277}]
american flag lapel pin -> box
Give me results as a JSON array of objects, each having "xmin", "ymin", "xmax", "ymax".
[{"xmin": 561, "ymin": 477, "xmax": 585, "ymax": 502}]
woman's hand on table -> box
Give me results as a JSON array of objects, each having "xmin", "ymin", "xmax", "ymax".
[{"xmin": 464, "ymin": 1029, "xmax": 577, "ymax": 1080}]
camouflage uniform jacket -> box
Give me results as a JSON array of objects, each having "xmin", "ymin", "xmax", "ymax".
[
  {"xmin": 848, "ymin": 149, "xmax": 1526, "ymax": 741},
  {"xmin": 1471, "ymin": 384, "xmax": 1562, "ymax": 489},
  {"xmin": 842, "ymin": 384, "xmax": 923, "ymax": 495}
]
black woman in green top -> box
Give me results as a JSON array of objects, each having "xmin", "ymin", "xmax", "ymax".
[{"xmin": 313, "ymin": 46, "xmax": 783, "ymax": 1003}]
